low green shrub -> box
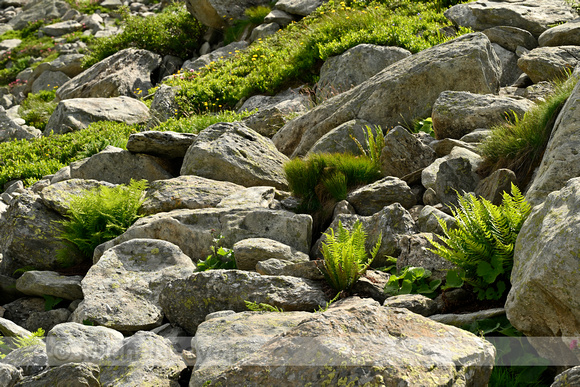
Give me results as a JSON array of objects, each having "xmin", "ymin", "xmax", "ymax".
[
  {"xmin": 319, "ymin": 220, "xmax": 381, "ymax": 293},
  {"xmin": 384, "ymin": 266, "xmax": 442, "ymax": 298},
  {"xmin": 196, "ymin": 231, "xmax": 236, "ymax": 271},
  {"xmin": 18, "ymin": 90, "xmax": 58, "ymax": 130},
  {"xmin": 154, "ymin": 110, "xmax": 254, "ymax": 134},
  {"xmin": 428, "ymin": 184, "xmax": 531, "ymax": 301},
  {"xmin": 57, "ymin": 179, "xmax": 148, "ymax": 265},
  {"xmin": 224, "ymin": 5, "xmax": 272, "ymax": 44},
  {"xmin": 244, "ymin": 300, "xmax": 283, "ymax": 312}
]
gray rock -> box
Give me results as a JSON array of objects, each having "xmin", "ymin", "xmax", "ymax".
[
  {"xmin": 190, "ymin": 310, "xmax": 311, "ymax": 386},
  {"xmin": 432, "ymin": 91, "xmax": 534, "ymax": 140},
  {"xmin": 181, "ymin": 122, "xmax": 290, "ymax": 190},
  {"xmin": 100, "ymin": 0, "xmax": 121, "ymax": 9},
  {"xmin": 431, "ymin": 308, "xmax": 506, "ymax": 327},
  {"xmin": 551, "ymin": 366, "xmax": 580, "ymax": 387},
  {"xmin": 0, "ymin": 107, "xmax": 41, "ymax": 142},
  {"xmin": 182, "ymin": 41, "xmax": 248, "ymax": 72},
  {"xmin": 351, "ymin": 269, "xmax": 390, "ymax": 303},
  {"xmin": 0, "ymin": 316, "xmax": 31, "ymax": 338},
  {"xmin": 160, "ymin": 270, "xmax": 327, "ymax": 334},
  {"xmin": 238, "ymin": 86, "xmax": 308, "ymax": 113},
  {"xmin": 506, "ymin": 178, "xmax": 580, "ymax": 363},
  {"xmin": 264, "ymin": 9, "xmax": 294, "ymax": 27},
  {"xmin": 275, "ymin": 0, "xmax": 323, "ymax": 16},
  {"xmin": 2, "ymin": 343, "xmax": 47, "ymax": 376},
  {"xmin": 140, "ymin": 175, "xmax": 243, "ymax": 216},
  {"xmin": 206, "ymin": 297, "xmax": 495, "ymax": 386},
  {"xmin": 46, "ymin": 322, "xmax": 124, "ymax": 366},
  {"xmin": 40, "ymin": 20, "xmax": 82, "ymax": 36},
  {"xmin": 15, "ymin": 363, "xmax": 99, "ymax": 387},
  {"xmin": 56, "ymin": 48, "xmax": 161, "ymax": 100},
  {"xmin": 0, "ymin": 364, "xmax": 21, "ymax": 387},
  {"xmin": 492, "ymin": 43, "xmax": 524, "ymax": 86},
  {"xmin": 44, "ymin": 97, "xmax": 150, "ymax": 135},
  {"xmin": 380, "ymin": 126, "xmax": 436, "ymax": 178},
  {"xmin": 2, "ymin": 298, "xmax": 45, "ymax": 328},
  {"xmin": 233, "ymin": 238, "xmax": 309, "ymax": 271},
  {"xmin": 185, "ymin": 0, "xmax": 270, "ymax": 28},
  {"xmin": 127, "ymin": 130, "xmax": 196, "ymax": 159},
  {"xmin": 99, "ymin": 331, "xmax": 186, "ymax": 386},
  {"xmin": 431, "ymin": 138, "xmax": 481, "ymax": 157},
  {"xmin": 539, "ymin": 18, "xmax": 580, "ymax": 47},
  {"xmin": 69, "ymin": 145, "xmax": 173, "ymax": 185},
  {"xmin": 23, "ymin": 54, "xmax": 84, "ymax": 95},
  {"xmin": 273, "ymin": 33, "xmax": 501, "ymax": 157},
  {"xmin": 460, "ymin": 128, "xmax": 492, "ymax": 143},
  {"xmin": 216, "ymin": 186, "xmax": 276, "ymax": 209},
  {"xmin": 255, "ymin": 258, "xmax": 324, "ymax": 280},
  {"xmin": 383, "ymin": 294, "xmax": 439, "ymax": 317},
  {"xmin": 307, "ymin": 119, "xmax": 375, "ymax": 155},
  {"xmin": 333, "ymin": 199, "xmax": 355, "ymax": 218},
  {"xmin": 39, "ymin": 178, "xmax": 116, "ymax": 216},
  {"xmin": 8, "ymin": 0, "xmax": 70, "ymax": 30},
  {"xmin": 146, "ymin": 85, "xmax": 180, "ymax": 127},
  {"xmin": 242, "ymin": 98, "xmax": 309, "ymax": 138},
  {"xmin": 444, "ymin": 0, "xmax": 577, "ymax": 38},
  {"xmin": 15, "ymin": 271, "xmax": 82, "ymax": 300},
  {"xmin": 475, "ymin": 168, "xmax": 518, "ymax": 205},
  {"xmin": 482, "ymin": 26, "xmax": 538, "ymax": 52},
  {"xmin": 518, "ymin": 46, "xmax": 580, "ymax": 83},
  {"xmin": 249, "ymin": 22, "xmax": 280, "ymax": 42},
  {"xmin": 30, "ymin": 70, "xmax": 70, "ymax": 94},
  {"xmin": 71, "ymin": 239, "xmax": 195, "ymax": 332},
  {"xmin": 158, "ymin": 55, "xmax": 184, "ymax": 81},
  {"xmin": 526, "ymin": 75, "xmax": 580, "ymax": 205},
  {"xmin": 316, "ymin": 44, "xmax": 411, "ymax": 100},
  {"xmin": 24, "ymin": 308, "xmax": 70, "ymax": 333},
  {"xmin": 417, "ymin": 205, "xmax": 457, "ymax": 234},
  {"xmin": 396, "ymin": 233, "xmax": 456, "ymax": 281},
  {"xmin": 0, "ymin": 39, "xmax": 21, "ymax": 50},
  {"xmin": 94, "ymin": 207, "xmax": 312, "ymax": 263},
  {"xmin": 346, "ymin": 176, "xmax": 416, "ymax": 216}
]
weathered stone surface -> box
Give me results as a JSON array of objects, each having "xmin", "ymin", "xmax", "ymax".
[
  {"xmin": 2, "ymin": 343, "xmax": 47, "ymax": 376},
  {"xmin": 431, "ymin": 138, "xmax": 481, "ymax": 157},
  {"xmin": 275, "ymin": 0, "xmax": 323, "ymax": 16},
  {"xmin": 39, "ymin": 178, "xmax": 115, "ymax": 216},
  {"xmin": 351, "ymin": 269, "xmax": 390, "ymax": 303},
  {"xmin": 0, "ymin": 39, "xmax": 21, "ymax": 50},
  {"xmin": 160, "ymin": 270, "xmax": 328, "ymax": 334},
  {"xmin": 24, "ymin": 308, "xmax": 71, "ymax": 334},
  {"xmin": 15, "ymin": 271, "xmax": 82, "ymax": 300},
  {"xmin": 383, "ymin": 294, "xmax": 439, "ymax": 317},
  {"xmin": 431, "ymin": 308, "xmax": 506, "ymax": 327},
  {"xmin": 216, "ymin": 186, "xmax": 276, "ymax": 209},
  {"xmin": 444, "ymin": 0, "xmax": 577, "ymax": 37},
  {"xmin": 380, "ymin": 126, "xmax": 436, "ymax": 178},
  {"xmin": 99, "ymin": 331, "xmax": 186, "ymax": 386},
  {"xmin": 475, "ymin": 168, "xmax": 518, "ymax": 205},
  {"xmin": 40, "ymin": 20, "xmax": 82, "ymax": 36},
  {"xmin": 0, "ymin": 317, "xmax": 31, "ymax": 338},
  {"xmin": 506, "ymin": 178, "xmax": 580, "ymax": 363},
  {"xmin": 139, "ymin": 175, "xmax": 243, "ymax": 216},
  {"xmin": 0, "ymin": 107, "xmax": 41, "ymax": 142},
  {"xmin": 526, "ymin": 74, "xmax": 580, "ymax": 205},
  {"xmin": 432, "ymin": 91, "xmax": 533, "ymax": 140},
  {"xmin": 46, "ymin": 322, "xmax": 124, "ymax": 366},
  {"xmin": 71, "ymin": 239, "xmax": 195, "ymax": 332},
  {"xmin": 307, "ymin": 119, "xmax": 376, "ymax": 155},
  {"xmin": 2, "ymin": 298, "xmax": 45, "ymax": 328},
  {"xmin": 206, "ymin": 297, "xmax": 495, "ymax": 386},
  {"xmin": 190, "ymin": 310, "xmax": 311, "ymax": 386},
  {"xmin": 44, "ymin": 97, "xmax": 150, "ymax": 135},
  {"xmin": 249, "ymin": 22, "xmax": 280, "ymax": 42},
  {"xmin": 264, "ymin": 9, "xmax": 294, "ymax": 27},
  {"xmin": 0, "ymin": 364, "xmax": 21, "ymax": 387},
  {"xmin": 346, "ymin": 176, "xmax": 417, "ymax": 216},
  {"xmin": 69, "ymin": 145, "xmax": 173, "ymax": 185},
  {"xmin": 15, "ymin": 363, "xmax": 99, "ymax": 387},
  {"xmin": 185, "ymin": 0, "xmax": 270, "ymax": 28},
  {"xmin": 482, "ymin": 26, "xmax": 537, "ymax": 52},
  {"xmin": 255, "ymin": 258, "xmax": 324, "ymax": 280},
  {"xmin": 182, "ymin": 41, "xmax": 248, "ymax": 72},
  {"xmin": 181, "ymin": 122, "xmax": 289, "ymax": 190},
  {"xmin": 8, "ymin": 0, "xmax": 70, "ymax": 30},
  {"xmin": 126, "ymin": 130, "xmax": 196, "ymax": 158},
  {"xmin": 492, "ymin": 43, "xmax": 524, "ymax": 86},
  {"xmin": 147, "ymin": 84, "xmax": 180, "ymax": 127},
  {"xmin": 417, "ymin": 205, "xmax": 457, "ymax": 234},
  {"xmin": 316, "ymin": 44, "xmax": 411, "ymax": 100},
  {"xmin": 233, "ymin": 238, "xmax": 309, "ymax": 271},
  {"xmin": 518, "ymin": 46, "xmax": 580, "ymax": 83},
  {"xmin": 397, "ymin": 233, "xmax": 456, "ymax": 281},
  {"xmin": 94, "ymin": 208, "xmax": 312, "ymax": 263},
  {"xmin": 273, "ymin": 33, "xmax": 501, "ymax": 157},
  {"xmin": 551, "ymin": 366, "xmax": 580, "ymax": 387},
  {"xmin": 56, "ymin": 48, "xmax": 161, "ymax": 100},
  {"xmin": 539, "ymin": 18, "xmax": 580, "ymax": 47},
  {"xmin": 30, "ymin": 70, "xmax": 70, "ymax": 94},
  {"xmin": 23, "ymin": 54, "xmax": 84, "ymax": 95},
  {"xmin": 242, "ymin": 98, "xmax": 308, "ymax": 138}
]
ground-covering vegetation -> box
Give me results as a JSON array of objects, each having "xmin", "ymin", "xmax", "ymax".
[
  {"xmin": 196, "ymin": 231, "xmax": 236, "ymax": 271},
  {"xmin": 0, "ymin": 328, "xmax": 45, "ymax": 359},
  {"xmin": 224, "ymin": 5, "xmax": 273, "ymax": 44},
  {"xmin": 18, "ymin": 90, "xmax": 57, "ymax": 130}
]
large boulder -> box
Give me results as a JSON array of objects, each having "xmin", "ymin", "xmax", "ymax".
[
  {"xmin": 506, "ymin": 177, "xmax": 580, "ymax": 363},
  {"xmin": 38, "ymin": 179, "xmax": 116, "ymax": 216},
  {"xmin": 14, "ymin": 363, "xmax": 99, "ymax": 387},
  {"xmin": 126, "ymin": 130, "xmax": 196, "ymax": 158},
  {"xmin": 8, "ymin": 0, "xmax": 70, "ymax": 30},
  {"xmin": 526, "ymin": 74, "xmax": 580, "ymax": 205},
  {"xmin": 71, "ymin": 239, "xmax": 195, "ymax": 332},
  {"xmin": 94, "ymin": 207, "xmax": 312, "ymax": 263},
  {"xmin": 205, "ymin": 297, "xmax": 495, "ymax": 386},
  {"xmin": 379, "ymin": 126, "xmax": 436, "ymax": 178},
  {"xmin": 180, "ymin": 122, "xmax": 290, "ymax": 190},
  {"xmin": 0, "ymin": 364, "xmax": 21, "ymax": 387},
  {"xmin": 275, "ymin": 0, "xmax": 324, "ymax": 16},
  {"xmin": 307, "ymin": 119, "xmax": 375, "ymax": 155},
  {"xmin": 482, "ymin": 26, "xmax": 537, "ymax": 52},
  {"xmin": 273, "ymin": 33, "xmax": 501, "ymax": 157},
  {"xmin": 444, "ymin": 0, "xmax": 577, "ymax": 38},
  {"xmin": 517, "ymin": 46, "xmax": 580, "ymax": 83},
  {"xmin": 2, "ymin": 343, "xmax": 47, "ymax": 376},
  {"xmin": 15, "ymin": 271, "xmax": 83, "ymax": 300},
  {"xmin": 233, "ymin": 237, "xmax": 309, "ymax": 271},
  {"xmin": 185, "ymin": 0, "xmax": 270, "ymax": 28},
  {"xmin": 539, "ymin": 18, "xmax": 580, "ymax": 47},
  {"xmin": 56, "ymin": 48, "xmax": 161, "ymax": 100},
  {"xmin": 159, "ymin": 270, "xmax": 328, "ymax": 334},
  {"xmin": 346, "ymin": 176, "xmax": 417, "ymax": 216}
]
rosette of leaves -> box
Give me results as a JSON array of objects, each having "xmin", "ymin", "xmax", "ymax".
[
  {"xmin": 384, "ymin": 266, "xmax": 442, "ymax": 298},
  {"xmin": 196, "ymin": 231, "xmax": 236, "ymax": 271}
]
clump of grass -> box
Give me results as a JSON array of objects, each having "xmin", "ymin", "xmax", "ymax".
[
  {"xmin": 224, "ymin": 5, "xmax": 273, "ymax": 44},
  {"xmin": 479, "ymin": 74, "xmax": 579, "ymax": 187},
  {"xmin": 18, "ymin": 90, "xmax": 58, "ymax": 130}
]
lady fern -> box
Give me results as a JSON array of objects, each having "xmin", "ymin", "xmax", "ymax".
[{"xmin": 428, "ymin": 184, "xmax": 531, "ymax": 300}]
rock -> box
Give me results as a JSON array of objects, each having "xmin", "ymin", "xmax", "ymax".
[
  {"xmin": 0, "ymin": 193, "xmax": 81, "ymax": 277},
  {"xmin": 151, "ymin": 323, "xmax": 190, "ymax": 352},
  {"xmin": 316, "ymin": 44, "xmax": 411, "ymax": 100},
  {"xmin": 474, "ymin": 168, "xmax": 518, "ymax": 205},
  {"xmin": 0, "ymin": 316, "xmax": 31, "ymax": 338},
  {"xmin": 307, "ymin": 119, "xmax": 373, "ymax": 155},
  {"xmin": 71, "ymin": 239, "xmax": 195, "ymax": 332},
  {"xmin": 444, "ymin": 0, "xmax": 577, "ymax": 38},
  {"xmin": 94, "ymin": 207, "xmax": 312, "ymax": 263},
  {"xmin": 380, "ymin": 126, "xmax": 436, "ymax": 178},
  {"xmin": 24, "ymin": 308, "xmax": 71, "ymax": 333},
  {"xmin": 44, "ymin": 97, "xmax": 150, "ymax": 135},
  {"xmin": 157, "ymin": 55, "xmax": 183, "ymax": 82},
  {"xmin": 482, "ymin": 26, "xmax": 537, "ymax": 52},
  {"xmin": 383, "ymin": 294, "xmax": 439, "ymax": 317},
  {"xmin": 346, "ymin": 176, "xmax": 416, "ymax": 216},
  {"xmin": 160, "ymin": 270, "xmax": 328, "ymax": 334},
  {"xmin": 539, "ymin": 18, "xmax": 580, "ymax": 47},
  {"xmin": 351, "ymin": 269, "xmax": 390, "ymax": 303},
  {"xmin": 29, "ymin": 70, "xmax": 70, "ymax": 94},
  {"xmin": 2, "ymin": 343, "xmax": 47, "ymax": 376},
  {"xmin": 526, "ymin": 75, "xmax": 580, "ymax": 205},
  {"xmin": 127, "ymin": 130, "xmax": 196, "ymax": 159},
  {"xmin": 181, "ymin": 122, "xmax": 290, "ymax": 190},
  {"xmin": 100, "ymin": 0, "xmax": 121, "ymax": 8},
  {"xmin": 147, "ymin": 84, "xmax": 180, "ymax": 126},
  {"xmin": 238, "ymin": 86, "xmax": 308, "ymax": 113},
  {"xmin": 38, "ymin": 179, "xmax": 115, "ymax": 216},
  {"xmin": 0, "ymin": 364, "xmax": 21, "ymax": 387},
  {"xmin": 417, "ymin": 205, "xmax": 457, "ymax": 234},
  {"xmin": 506, "ymin": 178, "xmax": 580, "ymax": 363},
  {"xmin": 2, "ymin": 298, "xmax": 45, "ymax": 328},
  {"xmin": 432, "ymin": 91, "xmax": 533, "ymax": 140},
  {"xmin": 396, "ymin": 233, "xmax": 456, "ymax": 281},
  {"xmin": 492, "ymin": 43, "xmax": 524, "ymax": 86},
  {"xmin": 15, "ymin": 363, "xmax": 99, "ymax": 387},
  {"xmin": 460, "ymin": 128, "xmax": 492, "ymax": 143},
  {"xmin": 242, "ymin": 98, "xmax": 309, "ymax": 138},
  {"xmin": 185, "ymin": 0, "xmax": 270, "ymax": 28},
  {"xmin": 56, "ymin": 48, "xmax": 161, "ymax": 100},
  {"xmin": 139, "ymin": 175, "xmax": 243, "ymax": 216},
  {"xmin": 15, "ymin": 271, "xmax": 83, "ymax": 300},
  {"xmin": 0, "ymin": 107, "xmax": 41, "ymax": 142},
  {"xmin": 69, "ymin": 145, "xmax": 173, "ymax": 185},
  {"xmin": 275, "ymin": 0, "xmax": 323, "ymax": 16},
  {"xmin": 249, "ymin": 22, "xmax": 280, "ymax": 42},
  {"xmin": 551, "ymin": 366, "xmax": 580, "ymax": 387},
  {"xmin": 45, "ymin": 322, "xmax": 124, "ymax": 366},
  {"xmin": 430, "ymin": 308, "xmax": 506, "ymax": 327},
  {"xmin": 8, "ymin": 0, "xmax": 70, "ymax": 30},
  {"xmin": 216, "ymin": 186, "xmax": 277, "ymax": 209},
  {"xmin": 40, "ymin": 20, "xmax": 82, "ymax": 36},
  {"xmin": 206, "ymin": 297, "xmax": 495, "ymax": 386},
  {"xmin": 0, "ymin": 39, "xmax": 21, "ymax": 50},
  {"xmin": 333, "ymin": 199, "xmax": 355, "ymax": 218},
  {"xmin": 264, "ymin": 9, "xmax": 294, "ymax": 27},
  {"xmin": 182, "ymin": 41, "xmax": 248, "ymax": 72},
  {"xmin": 273, "ymin": 33, "xmax": 501, "ymax": 157},
  {"xmin": 256, "ymin": 258, "xmax": 324, "ymax": 280},
  {"xmin": 0, "ymin": 275, "xmax": 25, "ymax": 304},
  {"xmin": 190, "ymin": 310, "xmax": 311, "ymax": 386},
  {"xmin": 23, "ymin": 54, "xmax": 84, "ymax": 95},
  {"xmin": 233, "ymin": 238, "xmax": 309, "ymax": 271},
  {"xmin": 431, "ymin": 138, "xmax": 480, "ymax": 157},
  {"xmin": 518, "ymin": 46, "xmax": 580, "ymax": 83},
  {"xmin": 99, "ymin": 331, "xmax": 186, "ymax": 386}
]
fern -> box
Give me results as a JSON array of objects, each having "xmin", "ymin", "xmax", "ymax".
[
  {"xmin": 320, "ymin": 220, "xmax": 381, "ymax": 293},
  {"xmin": 350, "ymin": 125, "xmax": 385, "ymax": 172},
  {"xmin": 0, "ymin": 328, "xmax": 45, "ymax": 359},
  {"xmin": 428, "ymin": 184, "xmax": 531, "ymax": 300}
]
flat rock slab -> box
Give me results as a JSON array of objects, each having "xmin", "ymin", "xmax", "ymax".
[
  {"xmin": 233, "ymin": 237, "xmax": 309, "ymax": 271},
  {"xmin": 126, "ymin": 130, "xmax": 197, "ymax": 158},
  {"xmin": 346, "ymin": 176, "xmax": 417, "ymax": 215},
  {"xmin": 16, "ymin": 271, "xmax": 83, "ymax": 300},
  {"xmin": 539, "ymin": 18, "xmax": 580, "ymax": 47}
]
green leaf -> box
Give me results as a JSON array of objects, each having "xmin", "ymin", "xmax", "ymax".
[
  {"xmin": 443, "ymin": 269, "xmax": 464, "ymax": 289},
  {"xmin": 42, "ymin": 295, "xmax": 63, "ymax": 311},
  {"xmin": 399, "ymin": 279, "xmax": 413, "ymax": 294}
]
